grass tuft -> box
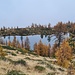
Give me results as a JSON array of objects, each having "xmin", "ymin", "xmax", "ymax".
[
  {"xmin": 2, "ymin": 46, "xmax": 16, "ymax": 50},
  {"xmin": 47, "ymin": 72, "xmax": 55, "ymax": 75},
  {"xmin": 35, "ymin": 65, "xmax": 45, "ymax": 72},
  {"xmin": 14, "ymin": 59, "xmax": 27, "ymax": 66},
  {"xmin": 7, "ymin": 70, "xmax": 26, "ymax": 75},
  {"xmin": 46, "ymin": 64, "xmax": 56, "ymax": 71}
]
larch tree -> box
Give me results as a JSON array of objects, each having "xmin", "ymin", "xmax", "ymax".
[
  {"xmin": 68, "ymin": 34, "xmax": 75, "ymax": 54},
  {"xmin": 34, "ymin": 42, "xmax": 38, "ymax": 53},
  {"xmin": 7, "ymin": 40, "xmax": 11, "ymax": 46},
  {"xmin": 51, "ymin": 43, "xmax": 58, "ymax": 57},
  {"xmin": 43, "ymin": 44, "xmax": 48, "ymax": 56},
  {"xmin": 48, "ymin": 44, "xmax": 51, "ymax": 57},
  {"xmin": 34, "ymin": 40, "xmax": 50, "ymax": 57},
  {"xmin": 24, "ymin": 37, "xmax": 30, "ymax": 50},
  {"xmin": 37, "ymin": 40, "xmax": 44, "ymax": 56},
  {"xmin": 16, "ymin": 40, "xmax": 21, "ymax": 48},
  {"xmin": 0, "ymin": 45, "xmax": 7, "ymax": 57},
  {"xmin": 55, "ymin": 40, "xmax": 72, "ymax": 68},
  {"xmin": 54, "ymin": 22, "xmax": 67, "ymax": 47},
  {"xmin": 11, "ymin": 36, "xmax": 17, "ymax": 47}
]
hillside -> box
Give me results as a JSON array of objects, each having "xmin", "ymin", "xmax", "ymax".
[{"xmin": 0, "ymin": 46, "xmax": 68, "ymax": 75}]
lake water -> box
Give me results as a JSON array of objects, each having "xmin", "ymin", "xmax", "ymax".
[{"xmin": 2, "ymin": 33, "xmax": 69, "ymax": 50}]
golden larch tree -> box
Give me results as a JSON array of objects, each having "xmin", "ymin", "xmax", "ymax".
[
  {"xmin": 11, "ymin": 36, "xmax": 17, "ymax": 47},
  {"xmin": 55, "ymin": 40, "xmax": 72, "ymax": 68},
  {"xmin": 0, "ymin": 45, "xmax": 7, "ymax": 57},
  {"xmin": 24, "ymin": 37, "xmax": 30, "ymax": 50},
  {"xmin": 34, "ymin": 40, "xmax": 50, "ymax": 57}
]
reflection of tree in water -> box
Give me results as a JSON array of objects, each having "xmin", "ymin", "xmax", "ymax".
[
  {"xmin": 3, "ymin": 35, "xmax": 6, "ymax": 39},
  {"xmin": 40, "ymin": 34, "xmax": 43, "ymax": 39},
  {"xmin": 0, "ymin": 37, "xmax": 4, "ymax": 44},
  {"xmin": 47, "ymin": 35, "xmax": 51, "ymax": 42},
  {"xmin": 40, "ymin": 34, "xmax": 51, "ymax": 42},
  {"xmin": 8, "ymin": 36, "xmax": 10, "ymax": 41}
]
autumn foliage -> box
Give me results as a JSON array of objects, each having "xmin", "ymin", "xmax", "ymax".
[
  {"xmin": 0, "ymin": 45, "xmax": 7, "ymax": 57},
  {"xmin": 34, "ymin": 40, "xmax": 50, "ymax": 57},
  {"xmin": 51, "ymin": 43, "xmax": 58, "ymax": 57},
  {"xmin": 55, "ymin": 40, "xmax": 72, "ymax": 68}
]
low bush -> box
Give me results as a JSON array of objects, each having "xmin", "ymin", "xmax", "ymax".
[
  {"xmin": 38, "ymin": 61, "xmax": 46, "ymax": 65},
  {"xmin": 7, "ymin": 70, "xmax": 26, "ymax": 75},
  {"xmin": 0, "ymin": 56, "xmax": 7, "ymax": 61},
  {"xmin": 35, "ymin": 59, "xmax": 42, "ymax": 61},
  {"xmin": 2, "ymin": 46, "xmax": 16, "ymax": 50},
  {"xmin": 46, "ymin": 64, "xmax": 56, "ymax": 71},
  {"xmin": 35, "ymin": 65, "xmax": 45, "ymax": 72},
  {"xmin": 14, "ymin": 59, "xmax": 27, "ymax": 66},
  {"xmin": 25, "ymin": 57, "xmax": 31, "ymax": 60},
  {"xmin": 47, "ymin": 72, "xmax": 55, "ymax": 75},
  {"xmin": 17, "ymin": 48, "xmax": 25, "ymax": 54},
  {"xmin": 28, "ymin": 51, "xmax": 38, "ymax": 56},
  {"xmin": 58, "ymin": 68, "xmax": 64, "ymax": 71},
  {"xmin": 11, "ymin": 52, "xmax": 17, "ymax": 56}
]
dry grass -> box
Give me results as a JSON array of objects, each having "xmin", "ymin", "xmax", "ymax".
[{"xmin": 0, "ymin": 48, "xmax": 69, "ymax": 75}]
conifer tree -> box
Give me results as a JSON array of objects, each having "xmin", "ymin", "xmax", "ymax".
[
  {"xmin": 12, "ymin": 36, "xmax": 17, "ymax": 47},
  {"xmin": 37, "ymin": 40, "xmax": 44, "ymax": 56},
  {"xmin": 16, "ymin": 40, "xmax": 21, "ymax": 48},
  {"xmin": 48, "ymin": 44, "xmax": 51, "ymax": 57},
  {"xmin": 34, "ymin": 40, "xmax": 50, "ymax": 57},
  {"xmin": 24, "ymin": 37, "xmax": 30, "ymax": 50},
  {"xmin": 34, "ymin": 43, "xmax": 38, "ymax": 53},
  {"xmin": 8, "ymin": 40, "xmax": 11, "ymax": 46},
  {"xmin": 55, "ymin": 40, "xmax": 72, "ymax": 68},
  {"xmin": 0, "ymin": 45, "xmax": 7, "ymax": 57},
  {"xmin": 51, "ymin": 43, "xmax": 58, "ymax": 57}
]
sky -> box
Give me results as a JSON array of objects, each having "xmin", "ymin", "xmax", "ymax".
[{"xmin": 0, "ymin": 0, "xmax": 75, "ymax": 28}]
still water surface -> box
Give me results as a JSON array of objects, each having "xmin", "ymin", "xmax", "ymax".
[{"xmin": 3, "ymin": 33, "xmax": 69, "ymax": 50}]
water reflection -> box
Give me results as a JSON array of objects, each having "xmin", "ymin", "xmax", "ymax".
[{"xmin": 1, "ymin": 33, "xmax": 69, "ymax": 50}]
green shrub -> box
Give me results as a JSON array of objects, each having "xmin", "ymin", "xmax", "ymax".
[
  {"xmin": 38, "ymin": 61, "xmax": 46, "ymax": 65},
  {"xmin": 25, "ymin": 57, "xmax": 31, "ymax": 60},
  {"xmin": 7, "ymin": 70, "xmax": 26, "ymax": 75},
  {"xmin": 0, "ymin": 56, "xmax": 7, "ymax": 61},
  {"xmin": 11, "ymin": 52, "xmax": 17, "ymax": 56},
  {"xmin": 47, "ymin": 72, "xmax": 55, "ymax": 75},
  {"xmin": 17, "ymin": 48, "xmax": 25, "ymax": 54},
  {"xmin": 35, "ymin": 65, "xmax": 45, "ymax": 72},
  {"xmin": 28, "ymin": 51, "xmax": 38, "ymax": 56},
  {"xmin": 58, "ymin": 68, "xmax": 64, "ymax": 71},
  {"xmin": 14, "ymin": 59, "xmax": 27, "ymax": 66},
  {"xmin": 2, "ymin": 46, "xmax": 16, "ymax": 50},
  {"xmin": 46, "ymin": 64, "xmax": 56, "ymax": 71},
  {"xmin": 7, "ymin": 51, "xmax": 17, "ymax": 56},
  {"xmin": 35, "ymin": 59, "xmax": 42, "ymax": 61},
  {"xmin": 0, "ymin": 56, "xmax": 15, "ymax": 63}
]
